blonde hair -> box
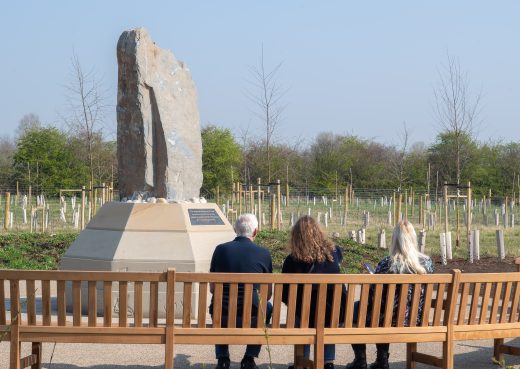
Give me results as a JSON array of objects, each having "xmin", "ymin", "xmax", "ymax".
[
  {"xmin": 289, "ymin": 215, "xmax": 335, "ymax": 263},
  {"xmin": 389, "ymin": 220, "xmax": 427, "ymax": 274}
]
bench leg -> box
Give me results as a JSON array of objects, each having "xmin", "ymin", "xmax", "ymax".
[
  {"xmin": 442, "ymin": 337, "xmax": 453, "ymax": 369},
  {"xmin": 314, "ymin": 342, "xmax": 324, "ymax": 369},
  {"xmin": 10, "ymin": 324, "xmax": 20, "ymax": 369},
  {"xmin": 494, "ymin": 338, "xmax": 504, "ymax": 364},
  {"xmin": 294, "ymin": 345, "xmax": 304, "ymax": 369},
  {"xmin": 31, "ymin": 342, "xmax": 42, "ymax": 369},
  {"xmin": 406, "ymin": 343, "xmax": 417, "ymax": 369},
  {"xmin": 165, "ymin": 327, "xmax": 174, "ymax": 369}
]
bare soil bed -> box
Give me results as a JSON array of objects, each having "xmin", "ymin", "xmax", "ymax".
[{"xmin": 432, "ymin": 255, "xmax": 517, "ymax": 273}]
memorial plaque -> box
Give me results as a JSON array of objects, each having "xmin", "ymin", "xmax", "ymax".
[{"xmin": 188, "ymin": 208, "xmax": 225, "ymax": 226}]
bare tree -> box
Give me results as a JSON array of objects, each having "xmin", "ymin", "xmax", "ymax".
[
  {"xmin": 16, "ymin": 113, "xmax": 41, "ymax": 139},
  {"xmin": 389, "ymin": 122, "xmax": 410, "ymax": 190},
  {"xmin": 246, "ymin": 45, "xmax": 286, "ymax": 183},
  {"xmin": 434, "ymin": 53, "xmax": 481, "ymax": 185},
  {"xmin": 237, "ymin": 120, "xmax": 252, "ymax": 184},
  {"xmin": 63, "ymin": 52, "xmax": 107, "ymax": 186}
]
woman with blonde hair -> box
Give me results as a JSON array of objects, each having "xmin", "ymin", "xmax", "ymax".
[
  {"xmin": 346, "ymin": 220, "xmax": 433, "ymax": 369},
  {"xmin": 282, "ymin": 215, "xmax": 347, "ymax": 369}
]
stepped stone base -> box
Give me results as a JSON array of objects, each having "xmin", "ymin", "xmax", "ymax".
[{"xmin": 59, "ymin": 202, "xmax": 235, "ymax": 319}]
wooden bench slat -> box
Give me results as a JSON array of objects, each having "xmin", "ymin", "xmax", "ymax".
[
  {"xmin": 344, "ymin": 284, "xmax": 356, "ymax": 328},
  {"xmin": 26, "ymin": 280, "xmax": 36, "ymax": 326},
  {"xmin": 286, "ymin": 284, "xmax": 298, "ymax": 328},
  {"xmin": 176, "ymin": 272, "xmax": 452, "ymax": 284},
  {"xmin": 383, "ymin": 284, "xmax": 396, "ymax": 327},
  {"xmin": 371, "ymin": 284, "xmax": 383, "ymax": 328},
  {"xmin": 42, "ymin": 280, "xmax": 51, "ymax": 326},
  {"xmin": 212, "ymin": 283, "xmax": 223, "ymax": 328},
  {"xmin": 510, "ymin": 282, "xmax": 520, "ymax": 323},
  {"xmin": 409, "ymin": 283, "xmax": 421, "ymax": 327},
  {"xmin": 104, "ymin": 281, "xmax": 112, "ymax": 327},
  {"xmin": 421, "ymin": 283, "xmax": 434, "ymax": 327},
  {"xmin": 457, "ymin": 283, "xmax": 470, "ymax": 325},
  {"xmin": 300, "ymin": 284, "xmax": 312, "ymax": 329},
  {"xmin": 396, "ymin": 283, "xmax": 409, "ymax": 327},
  {"xmin": 490, "ymin": 282, "xmax": 503, "ymax": 324},
  {"xmin": 10, "ymin": 280, "xmax": 20, "ymax": 323},
  {"xmin": 500, "ymin": 282, "xmax": 513, "ymax": 324},
  {"xmin": 0, "ymin": 279, "xmax": 5, "ymax": 325},
  {"xmin": 119, "ymin": 281, "xmax": 128, "ymax": 327},
  {"xmin": 197, "ymin": 282, "xmax": 208, "ymax": 328},
  {"xmin": 433, "ymin": 283, "xmax": 445, "ymax": 326},
  {"xmin": 88, "ymin": 281, "xmax": 97, "ymax": 327},
  {"xmin": 271, "ymin": 284, "xmax": 283, "ymax": 329},
  {"xmin": 0, "ymin": 270, "xmax": 167, "ymax": 282},
  {"xmin": 182, "ymin": 282, "xmax": 193, "ymax": 328},
  {"xmin": 227, "ymin": 283, "xmax": 238, "ymax": 329},
  {"xmin": 330, "ymin": 283, "xmax": 343, "ymax": 328},
  {"xmin": 479, "ymin": 282, "xmax": 492, "ymax": 324},
  {"xmin": 149, "ymin": 281, "xmax": 159, "ymax": 328},
  {"xmin": 57, "ymin": 280, "xmax": 66, "ymax": 326},
  {"xmin": 134, "ymin": 281, "xmax": 143, "ymax": 327},
  {"xmin": 357, "ymin": 284, "xmax": 370, "ymax": 328},
  {"xmin": 468, "ymin": 282, "xmax": 481, "ymax": 325},
  {"xmin": 243, "ymin": 284, "xmax": 254, "ymax": 328},
  {"xmin": 256, "ymin": 284, "xmax": 269, "ymax": 329},
  {"xmin": 73, "ymin": 280, "xmax": 82, "ymax": 327}
]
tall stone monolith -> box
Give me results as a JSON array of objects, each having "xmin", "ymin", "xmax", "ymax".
[{"xmin": 117, "ymin": 28, "xmax": 202, "ymax": 201}]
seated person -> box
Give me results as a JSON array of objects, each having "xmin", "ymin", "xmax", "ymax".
[
  {"xmin": 346, "ymin": 220, "xmax": 434, "ymax": 369},
  {"xmin": 282, "ymin": 215, "xmax": 347, "ymax": 369},
  {"xmin": 209, "ymin": 213, "xmax": 273, "ymax": 369}
]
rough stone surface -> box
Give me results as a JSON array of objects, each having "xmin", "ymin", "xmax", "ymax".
[{"xmin": 117, "ymin": 28, "xmax": 202, "ymax": 201}]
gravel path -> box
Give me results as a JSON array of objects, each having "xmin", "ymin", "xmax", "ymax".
[{"xmin": 2, "ymin": 338, "xmax": 520, "ymax": 368}]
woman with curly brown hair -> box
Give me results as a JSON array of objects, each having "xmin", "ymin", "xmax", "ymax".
[{"xmin": 282, "ymin": 215, "xmax": 347, "ymax": 369}]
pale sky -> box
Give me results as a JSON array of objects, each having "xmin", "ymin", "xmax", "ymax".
[{"xmin": 1, "ymin": 1, "xmax": 519, "ymax": 147}]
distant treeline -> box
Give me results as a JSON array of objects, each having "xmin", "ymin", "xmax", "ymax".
[
  {"xmin": 1, "ymin": 121, "xmax": 519, "ymax": 198},
  {"xmin": 201, "ymin": 126, "xmax": 520, "ymax": 198}
]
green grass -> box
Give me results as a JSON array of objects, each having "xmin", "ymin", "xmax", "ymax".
[
  {"xmin": 0, "ymin": 230, "xmax": 385, "ymax": 273},
  {"xmin": 0, "ymin": 232, "xmax": 78, "ymax": 269}
]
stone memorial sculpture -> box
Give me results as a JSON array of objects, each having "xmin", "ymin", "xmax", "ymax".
[
  {"xmin": 60, "ymin": 28, "xmax": 235, "ymax": 319},
  {"xmin": 117, "ymin": 27, "xmax": 202, "ymax": 201}
]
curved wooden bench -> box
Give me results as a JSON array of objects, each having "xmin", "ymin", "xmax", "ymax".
[{"xmin": 2, "ymin": 265, "xmax": 520, "ymax": 369}]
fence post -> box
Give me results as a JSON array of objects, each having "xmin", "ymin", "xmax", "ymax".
[
  {"xmin": 378, "ymin": 229, "xmax": 386, "ymax": 248},
  {"xmin": 418, "ymin": 230, "xmax": 426, "ymax": 253},
  {"xmin": 440, "ymin": 232, "xmax": 447, "ymax": 265},
  {"xmin": 238, "ymin": 182, "xmax": 243, "ymax": 215},
  {"xmin": 496, "ymin": 229, "xmax": 505, "ymax": 261},
  {"xmin": 257, "ymin": 178, "xmax": 262, "ymax": 231},
  {"xmin": 81, "ymin": 186, "xmax": 86, "ymax": 230},
  {"xmin": 276, "ymin": 180, "xmax": 281, "ymax": 229},
  {"xmin": 270, "ymin": 193, "xmax": 276, "ymax": 230},
  {"xmin": 4, "ymin": 192, "xmax": 10, "ymax": 231}
]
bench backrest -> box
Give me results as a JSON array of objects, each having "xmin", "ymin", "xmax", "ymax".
[
  {"xmin": 0, "ymin": 270, "xmax": 170, "ymax": 328},
  {"xmin": 454, "ymin": 272, "xmax": 520, "ymax": 326},
  {"xmin": 176, "ymin": 272, "xmax": 456, "ymax": 330}
]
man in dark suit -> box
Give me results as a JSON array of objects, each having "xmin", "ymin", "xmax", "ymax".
[{"xmin": 210, "ymin": 213, "xmax": 273, "ymax": 369}]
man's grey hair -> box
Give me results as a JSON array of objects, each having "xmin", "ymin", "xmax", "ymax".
[{"xmin": 235, "ymin": 213, "xmax": 259, "ymax": 238}]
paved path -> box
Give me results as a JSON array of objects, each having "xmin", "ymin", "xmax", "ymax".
[{"xmin": 2, "ymin": 339, "xmax": 520, "ymax": 368}]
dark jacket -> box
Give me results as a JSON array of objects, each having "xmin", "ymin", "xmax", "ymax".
[
  {"xmin": 281, "ymin": 245, "xmax": 347, "ymax": 328},
  {"xmin": 209, "ymin": 236, "xmax": 272, "ymax": 316}
]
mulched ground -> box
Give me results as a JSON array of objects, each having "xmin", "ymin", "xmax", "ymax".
[{"xmin": 432, "ymin": 255, "xmax": 518, "ymax": 273}]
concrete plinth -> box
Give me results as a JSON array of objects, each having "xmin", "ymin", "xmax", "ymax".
[{"xmin": 59, "ymin": 202, "xmax": 235, "ymax": 319}]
